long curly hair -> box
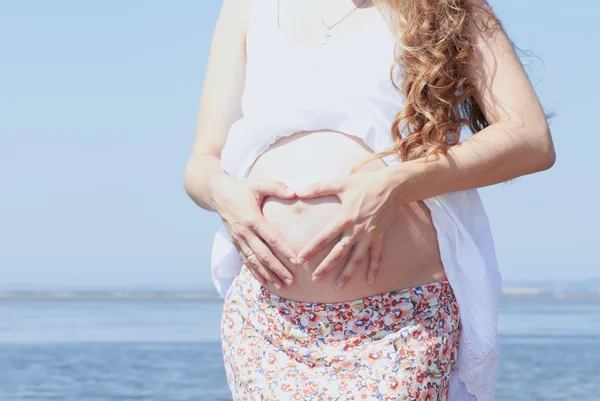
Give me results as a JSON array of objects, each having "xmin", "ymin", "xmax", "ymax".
[{"xmin": 351, "ymin": 0, "xmax": 499, "ymax": 172}]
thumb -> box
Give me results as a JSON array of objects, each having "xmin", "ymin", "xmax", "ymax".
[
  {"xmin": 254, "ymin": 180, "xmax": 296, "ymax": 199},
  {"xmin": 295, "ymin": 180, "xmax": 344, "ymax": 198}
]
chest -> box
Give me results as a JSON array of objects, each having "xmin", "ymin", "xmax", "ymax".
[{"xmin": 243, "ymin": 8, "xmax": 401, "ymax": 115}]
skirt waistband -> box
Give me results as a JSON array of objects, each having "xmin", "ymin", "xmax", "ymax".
[{"xmin": 232, "ymin": 265, "xmax": 459, "ymax": 341}]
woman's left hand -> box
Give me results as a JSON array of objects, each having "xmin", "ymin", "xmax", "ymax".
[{"xmin": 294, "ymin": 169, "xmax": 402, "ymax": 290}]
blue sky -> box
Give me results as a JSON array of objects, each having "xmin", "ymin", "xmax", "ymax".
[{"xmin": 0, "ymin": 1, "xmax": 598, "ymax": 290}]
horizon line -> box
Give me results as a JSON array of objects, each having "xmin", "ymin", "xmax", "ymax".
[{"xmin": 1, "ymin": 287, "xmax": 600, "ymax": 300}]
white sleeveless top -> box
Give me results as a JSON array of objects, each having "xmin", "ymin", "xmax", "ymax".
[{"xmin": 211, "ymin": 1, "xmax": 502, "ymax": 400}]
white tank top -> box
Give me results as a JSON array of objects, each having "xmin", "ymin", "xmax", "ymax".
[{"xmin": 211, "ymin": 1, "xmax": 502, "ymax": 400}]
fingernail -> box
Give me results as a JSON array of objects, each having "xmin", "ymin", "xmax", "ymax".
[
  {"xmin": 335, "ymin": 281, "xmax": 343, "ymax": 290},
  {"xmin": 368, "ymin": 276, "xmax": 375, "ymax": 284},
  {"xmin": 274, "ymin": 282, "xmax": 281, "ymax": 290},
  {"xmin": 311, "ymin": 275, "xmax": 320, "ymax": 282},
  {"xmin": 285, "ymin": 278, "xmax": 293, "ymax": 286},
  {"xmin": 285, "ymin": 188, "xmax": 295, "ymax": 196},
  {"xmin": 297, "ymin": 257, "xmax": 306, "ymax": 265},
  {"xmin": 289, "ymin": 257, "xmax": 296, "ymax": 264}
]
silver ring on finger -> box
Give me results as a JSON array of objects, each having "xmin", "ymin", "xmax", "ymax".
[
  {"xmin": 244, "ymin": 249, "xmax": 255, "ymax": 258},
  {"xmin": 339, "ymin": 239, "xmax": 352, "ymax": 248}
]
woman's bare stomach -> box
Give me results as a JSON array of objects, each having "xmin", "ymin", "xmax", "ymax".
[{"xmin": 246, "ymin": 130, "xmax": 447, "ymax": 303}]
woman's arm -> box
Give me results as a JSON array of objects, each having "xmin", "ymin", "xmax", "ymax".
[
  {"xmin": 292, "ymin": 1, "xmax": 556, "ymax": 288},
  {"xmin": 184, "ymin": 0, "xmax": 297, "ymax": 289},
  {"xmin": 383, "ymin": 1, "xmax": 556, "ymax": 203},
  {"xmin": 184, "ymin": 0, "xmax": 249, "ymax": 211}
]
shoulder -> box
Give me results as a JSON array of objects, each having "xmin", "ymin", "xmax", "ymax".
[{"xmin": 465, "ymin": 0, "xmax": 496, "ymax": 21}]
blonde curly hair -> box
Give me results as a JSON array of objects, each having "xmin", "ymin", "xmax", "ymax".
[{"xmin": 352, "ymin": 0, "xmax": 499, "ymax": 171}]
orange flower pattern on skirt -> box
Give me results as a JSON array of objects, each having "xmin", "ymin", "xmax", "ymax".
[{"xmin": 221, "ymin": 265, "xmax": 460, "ymax": 401}]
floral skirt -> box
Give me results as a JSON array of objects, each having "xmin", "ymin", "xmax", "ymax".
[{"xmin": 221, "ymin": 265, "xmax": 460, "ymax": 401}]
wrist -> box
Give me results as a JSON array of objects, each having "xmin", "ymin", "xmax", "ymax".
[
  {"xmin": 208, "ymin": 173, "xmax": 235, "ymax": 213},
  {"xmin": 382, "ymin": 160, "xmax": 425, "ymax": 204}
]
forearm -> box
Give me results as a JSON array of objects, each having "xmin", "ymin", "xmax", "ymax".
[
  {"xmin": 385, "ymin": 119, "xmax": 556, "ymax": 203},
  {"xmin": 183, "ymin": 154, "xmax": 229, "ymax": 212}
]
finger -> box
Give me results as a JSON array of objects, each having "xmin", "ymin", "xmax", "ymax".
[
  {"xmin": 367, "ymin": 236, "xmax": 383, "ymax": 285},
  {"xmin": 236, "ymin": 240, "xmax": 269, "ymax": 286},
  {"xmin": 253, "ymin": 179, "xmax": 295, "ymax": 199},
  {"xmin": 237, "ymin": 235, "xmax": 285, "ymax": 288},
  {"xmin": 335, "ymin": 241, "xmax": 369, "ymax": 291},
  {"xmin": 253, "ymin": 221, "xmax": 298, "ymax": 265},
  {"xmin": 295, "ymin": 179, "xmax": 345, "ymax": 198},
  {"xmin": 245, "ymin": 235, "xmax": 294, "ymax": 288},
  {"xmin": 246, "ymin": 264, "xmax": 267, "ymax": 286},
  {"xmin": 248, "ymin": 254, "xmax": 287, "ymax": 289},
  {"xmin": 311, "ymin": 234, "xmax": 354, "ymax": 283},
  {"xmin": 296, "ymin": 217, "xmax": 347, "ymax": 264}
]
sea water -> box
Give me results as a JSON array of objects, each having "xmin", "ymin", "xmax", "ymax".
[{"xmin": 1, "ymin": 296, "xmax": 598, "ymax": 401}]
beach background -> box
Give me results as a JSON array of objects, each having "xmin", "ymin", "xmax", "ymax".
[
  {"xmin": 1, "ymin": 0, "xmax": 599, "ymax": 400},
  {"xmin": 1, "ymin": 291, "xmax": 600, "ymax": 401}
]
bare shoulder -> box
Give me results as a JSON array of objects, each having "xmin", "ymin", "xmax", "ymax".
[
  {"xmin": 191, "ymin": 0, "xmax": 256, "ymax": 158},
  {"xmin": 466, "ymin": 0, "xmax": 498, "ymax": 24}
]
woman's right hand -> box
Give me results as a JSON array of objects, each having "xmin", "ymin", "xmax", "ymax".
[{"xmin": 211, "ymin": 175, "xmax": 298, "ymax": 289}]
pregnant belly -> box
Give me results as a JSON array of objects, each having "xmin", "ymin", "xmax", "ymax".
[{"xmin": 246, "ymin": 130, "xmax": 447, "ymax": 303}]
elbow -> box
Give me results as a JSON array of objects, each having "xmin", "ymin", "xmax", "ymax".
[
  {"xmin": 182, "ymin": 161, "xmax": 190, "ymax": 192},
  {"xmin": 533, "ymin": 122, "xmax": 556, "ymax": 172},
  {"xmin": 538, "ymin": 144, "xmax": 556, "ymax": 171},
  {"xmin": 183, "ymin": 172, "xmax": 191, "ymax": 198},
  {"xmin": 183, "ymin": 159, "xmax": 198, "ymax": 200}
]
